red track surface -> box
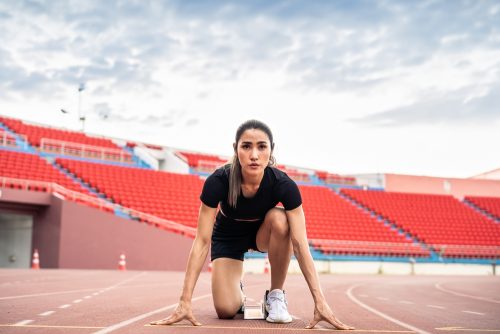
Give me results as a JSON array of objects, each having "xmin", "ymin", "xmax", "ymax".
[{"xmin": 0, "ymin": 269, "xmax": 499, "ymax": 333}]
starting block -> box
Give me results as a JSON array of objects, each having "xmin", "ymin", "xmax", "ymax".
[
  {"xmin": 243, "ymin": 290, "xmax": 269, "ymax": 320},
  {"xmin": 243, "ymin": 299, "xmax": 266, "ymax": 319}
]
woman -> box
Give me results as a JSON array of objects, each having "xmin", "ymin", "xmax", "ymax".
[{"xmin": 150, "ymin": 120, "xmax": 353, "ymax": 330}]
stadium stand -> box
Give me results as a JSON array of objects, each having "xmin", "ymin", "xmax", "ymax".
[
  {"xmin": 316, "ymin": 170, "xmax": 356, "ymax": 185},
  {"xmin": 341, "ymin": 189, "xmax": 500, "ymax": 258},
  {"xmin": 0, "ymin": 150, "xmax": 93, "ymax": 195},
  {"xmin": 177, "ymin": 151, "xmax": 228, "ymax": 173},
  {"xmin": 1, "ymin": 115, "xmax": 498, "ymax": 263},
  {"xmin": 56, "ymin": 158, "xmax": 204, "ymax": 228},
  {"xmin": 0, "ymin": 129, "xmax": 24, "ymax": 149},
  {"xmin": 465, "ymin": 196, "xmax": 500, "ymax": 221},
  {"xmin": 126, "ymin": 141, "xmax": 163, "ymax": 151},
  {"xmin": 277, "ymin": 164, "xmax": 311, "ymax": 183},
  {"xmin": 301, "ymin": 186, "xmax": 429, "ymax": 257},
  {"xmin": 0, "ymin": 116, "xmax": 133, "ymax": 163}
]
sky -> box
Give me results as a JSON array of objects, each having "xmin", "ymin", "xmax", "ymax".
[{"xmin": 0, "ymin": 0, "xmax": 499, "ymax": 178}]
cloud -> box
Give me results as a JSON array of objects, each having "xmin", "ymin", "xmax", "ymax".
[
  {"xmin": 349, "ymin": 83, "xmax": 500, "ymax": 127},
  {"xmin": 0, "ymin": 0, "xmax": 499, "ymax": 123},
  {"xmin": 93, "ymin": 102, "xmax": 111, "ymax": 120},
  {"xmin": 185, "ymin": 118, "xmax": 199, "ymax": 127},
  {"xmin": 0, "ymin": 48, "xmax": 63, "ymax": 98}
]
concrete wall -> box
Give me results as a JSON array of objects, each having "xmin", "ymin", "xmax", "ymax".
[
  {"xmin": 33, "ymin": 196, "xmax": 63, "ymax": 268},
  {"xmin": 384, "ymin": 173, "xmax": 500, "ymax": 199},
  {"xmin": 161, "ymin": 148, "xmax": 190, "ymax": 174},
  {"xmin": 471, "ymin": 168, "xmax": 500, "ymax": 180},
  {"xmin": 38, "ymin": 197, "xmax": 197, "ymax": 270},
  {"xmin": 350, "ymin": 173, "xmax": 385, "ymax": 189},
  {"xmin": 0, "ymin": 188, "xmax": 201, "ymax": 271},
  {"xmin": 54, "ymin": 196, "xmax": 197, "ymax": 270}
]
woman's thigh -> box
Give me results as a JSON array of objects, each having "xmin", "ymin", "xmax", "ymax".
[
  {"xmin": 255, "ymin": 207, "xmax": 287, "ymax": 252},
  {"xmin": 211, "ymin": 257, "xmax": 244, "ymax": 318}
]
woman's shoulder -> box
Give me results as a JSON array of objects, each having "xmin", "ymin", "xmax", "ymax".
[
  {"xmin": 267, "ymin": 166, "xmax": 294, "ymax": 184},
  {"xmin": 209, "ymin": 163, "xmax": 231, "ymax": 179}
]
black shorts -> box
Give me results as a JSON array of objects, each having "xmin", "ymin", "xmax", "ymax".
[{"xmin": 211, "ymin": 213, "xmax": 264, "ymax": 261}]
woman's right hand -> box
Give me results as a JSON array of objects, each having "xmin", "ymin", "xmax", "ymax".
[{"xmin": 149, "ymin": 300, "xmax": 202, "ymax": 326}]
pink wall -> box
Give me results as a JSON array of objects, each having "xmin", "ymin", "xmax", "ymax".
[
  {"xmin": 0, "ymin": 187, "xmax": 51, "ymax": 206},
  {"xmin": 385, "ymin": 174, "xmax": 500, "ymax": 199},
  {"xmin": 55, "ymin": 197, "xmax": 198, "ymax": 270},
  {"xmin": 0, "ymin": 188, "xmax": 203, "ymax": 271}
]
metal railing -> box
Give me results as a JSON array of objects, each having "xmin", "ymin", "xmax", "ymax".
[
  {"xmin": 196, "ymin": 159, "xmax": 226, "ymax": 173},
  {"xmin": 0, "ymin": 130, "xmax": 27, "ymax": 149},
  {"xmin": 310, "ymin": 239, "xmax": 429, "ymax": 257},
  {"xmin": 40, "ymin": 138, "xmax": 133, "ymax": 163},
  {"xmin": 433, "ymin": 244, "xmax": 500, "ymax": 259},
  {"xmin": 0, "ymin": 176, "xmax": 196, "ymax": 238},
  {"xmin": 310, "ymin": 238, "xmax": 499, "ymax": 259}
]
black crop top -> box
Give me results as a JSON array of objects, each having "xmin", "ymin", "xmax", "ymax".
[{"xmin": 200, "ymin": 165, "xmax": 302, "ymax": 220}]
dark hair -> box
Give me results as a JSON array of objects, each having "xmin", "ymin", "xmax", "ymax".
[{"xmin": 228, "ymin": 120, "xmax": 276, "ymax": 208}]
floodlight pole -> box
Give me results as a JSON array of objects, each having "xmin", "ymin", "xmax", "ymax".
[{"xmin": 78, "ymin": 83, "xmax": 86, "ymax": 132}]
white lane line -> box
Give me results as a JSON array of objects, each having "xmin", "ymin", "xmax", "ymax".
[
  {"xmin": 347, "ymin": 284, "xmax": 431, "ymax": 334},
  {"xmin": 97, "ymin": 272, "xmax": 148, "ymax": 293},
  {"xmin": 59, "ymin": 304, "xmax": 71, "ymax": 309},
  {"xmin": 427, "ymin": 305, "xmax": 445, "ymax": 309},
  {"xmin": 84, "ymin": 296, "xmax": 92, "ymax": 299},
  {"xmin": 73, "ymin": 299, "xmax": 83, "ymax": 303},
  {"xmin": 14, "ymin": 320, "xmax": 34, "ymax": 325},
  {"xmin": 92, "ymin": 293, "xmax": 212, "ymax": 334},
  {"xmin": 0, "ymin": 288, "xmax": 101, "ymax": 300},
  {"xmin": 399, "ymin": 301, "xmax": 414, "ymax": 304},
  {"xmin": 0, "ymin": 272, "xmax": 148, "ymax": 301},
  {"xmin": 94, "ymin": 282, "xmax": 265, "ymax": 334},
  {"xmin": 92, "ymin": 293, "xmax": 99, "ymax": 296},
  {"xmin": 435, "ymin": 283, "xmax": 500, "ymax": 304},
  {"xmin": 462, "ymin": 310, "xmax": 485, "ymax": 316},
  {"xmin": 39, "ymin": 311, "xmax": 55, "ymax": 316},
  {"xmin": 377, "ymin": 297, "xmax": 389, "ymax": 301}
]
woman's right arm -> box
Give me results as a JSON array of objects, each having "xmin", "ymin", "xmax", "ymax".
[
  {"xmin": 179, "ymin": 203, "xmax": 217, "ymax": 303},
  {"xmin": 150, "ymin": 203, "xmax": 217, "ymax": 326}
]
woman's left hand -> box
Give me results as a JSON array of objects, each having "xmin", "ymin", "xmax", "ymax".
[{"xmin": 305, "ymin": 300, "xmax": 355, "ymax": 330}]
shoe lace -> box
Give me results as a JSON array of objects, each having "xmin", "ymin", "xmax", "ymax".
[{"xmin": 268, "ymin": 293, "xmax": 288, "ymax": 307}]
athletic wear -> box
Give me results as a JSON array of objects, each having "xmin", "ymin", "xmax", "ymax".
[
  {"xmin": 200, "ymin": 165, "xmax": 302, "ymax": 261},
  {"xmin": 265, "ymin": 289, "xmax": 293, "ymax": 323},
  {"xmin": 210, "ymin": 213, "xmax": 263, "ymax": 261}
]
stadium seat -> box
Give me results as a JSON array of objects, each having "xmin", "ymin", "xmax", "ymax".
[
  {"xmin": 341, "ymin": 189, "xmax": 500, "ymax": 258},
  {"xmin": 0, "ymin": 150, "xmax": 93, "ymax": 195},
  {"xmin": 465, "ymin": 195, "xmax": 500, "ymax": 220}
]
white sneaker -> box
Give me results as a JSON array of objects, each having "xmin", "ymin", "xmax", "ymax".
[{"xmin": 265, "ymin": 289, "xmax": 293, "ymax": 323}]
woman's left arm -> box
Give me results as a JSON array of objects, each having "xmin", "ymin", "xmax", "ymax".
[{"xmin": 286, "ymin": 205, "xmax": 354, "ymax": 330}]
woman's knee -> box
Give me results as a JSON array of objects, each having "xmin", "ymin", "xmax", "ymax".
[
  {"xmin": 265, "ymin": 208, "xmax": 290, "ymax": 237},
  {"xmin": 210, "ymin": 258, "xmax": 244, "ymax": 319},
  {"xmin": 215, "ymin": 304, "xmax": 239, "ymax": 319}
]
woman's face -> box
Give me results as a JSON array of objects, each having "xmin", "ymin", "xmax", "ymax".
[{"xmin": 235, "ymin": 128, "xmax": 272, "ymax": 177}]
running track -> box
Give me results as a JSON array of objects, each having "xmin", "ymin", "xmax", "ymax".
[{"xmin": 0, "ymin": 269, "xmax": 499, "ymax": 333}]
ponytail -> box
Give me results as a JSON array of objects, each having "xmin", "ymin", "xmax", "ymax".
[{"xmin": 228, "ymin": 155, "xmax": 242, "ymax": 208}]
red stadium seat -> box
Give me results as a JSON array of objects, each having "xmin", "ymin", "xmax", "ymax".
[
  {"xmin": 465, "ymin": 195, "xmax": 500, "ymax": 220},
  {"xmin": 341, "ymin": 189, "xmax": 500, "ymax": 258},
  {"xmin": 0, "ymin": 150, "xmax": 93, "ymax": 195}
]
